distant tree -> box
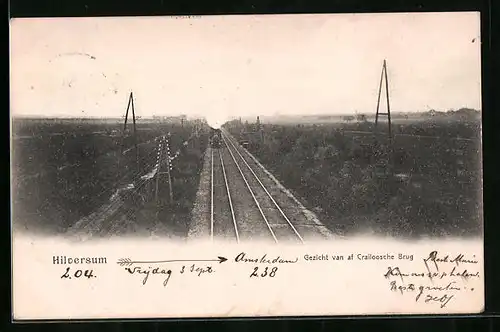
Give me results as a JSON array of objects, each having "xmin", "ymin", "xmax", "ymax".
[
  {"xmin": 356, "ymin": 114, "xmax": 367, "ymax": 122},
  {"xmin": 343, "ymin": 115, "xmax": 355, "ymax": 123}
]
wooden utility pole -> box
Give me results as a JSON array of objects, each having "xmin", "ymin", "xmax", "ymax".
[
  {"xmin": 165, "ymin": 134, "xmax": 173, "ymax": 204},
  {"xmin": 121, "ymin": 91, "xmax": 140, "ymax": 173},
  {"xmin": 154, "ymin": 137, "xmax": 164, "ymax": 204},
  {"xmin": 373, "ymin": 59, "xmax": 394, "ymax": 176},
  {"xmin": 375, "ymin": 60, "xmax": 392, "ymax": 140}
]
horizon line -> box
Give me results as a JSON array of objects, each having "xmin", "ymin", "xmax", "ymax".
[{"xmin": 10, "ymin": 107, "xmax": 481, "ymax": 119}]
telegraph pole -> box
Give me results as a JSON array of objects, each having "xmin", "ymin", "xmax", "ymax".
[
  {"xmin": 375, "ymin": 60, "xmax": 392, "ymax": 140},
  {"xmin": 121, "ymin": 91, "xmax": 140, "ymax": 173},
  {"xmin": 166, "ymin": 133, "xmax": 173, "ymax": 204},
  {"xmin": 155, "ymin": 134, "xmax": 174, "ymax": 205},
  {"xmin": 154, "ymin": 137, "xmax": 164, "ymax": 204},
  {"xmin": 373, "ymin": 60, "xmax": 394, "ymax": 176}
]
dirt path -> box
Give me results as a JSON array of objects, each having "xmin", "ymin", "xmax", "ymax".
[{"xmin": 187, "ymin": 148, "xmax": 211, "ymax": 240}]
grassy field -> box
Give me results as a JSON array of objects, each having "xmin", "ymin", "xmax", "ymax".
[
  {"xmin": 11, "ymin": 117, "xmax": 209, "ymax": 236},
  {"xmin": 225, "ymin": 109, "xmax": 482, "ymax": 238}
]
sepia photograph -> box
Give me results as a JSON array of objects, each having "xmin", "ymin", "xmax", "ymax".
[
  {"xmin": 10, "ymin": 13, "xmax": 482, "ymax": 244},
  {"xmin": 10, "ymin": 12, "xmax": 484, "ymax": 320}
]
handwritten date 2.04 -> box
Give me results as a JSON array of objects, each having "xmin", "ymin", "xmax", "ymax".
[
  {"xmin": 250, "ymin": 266, "xmax": 278, "ymax": 278},
  {"xmin": 61, "ymin": 267, "xmax": 96, "ymax": 279}
]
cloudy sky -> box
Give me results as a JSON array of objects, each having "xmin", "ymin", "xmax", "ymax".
[{"xmin": 10, "ymin": 12, "xmax": 481, "ymax": 122}]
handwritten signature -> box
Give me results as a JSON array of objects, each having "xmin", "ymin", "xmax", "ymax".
[{"xmin": 388, "ymin": 280, "xmax": 460, "ymax": 308}]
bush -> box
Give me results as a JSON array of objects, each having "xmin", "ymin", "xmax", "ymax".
[{"xmin": 224, "ymin": 118, "xmax": 482, "ymax": 238}]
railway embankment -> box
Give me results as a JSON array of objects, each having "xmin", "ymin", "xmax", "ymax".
[{"xmin": 187, "ymin": 147, "xmax": 211, "ymax": 240}]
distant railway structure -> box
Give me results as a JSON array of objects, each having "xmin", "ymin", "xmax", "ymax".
[{"xmin": 236, "ymin": 116, "xmax": 264, "ymax": 148}]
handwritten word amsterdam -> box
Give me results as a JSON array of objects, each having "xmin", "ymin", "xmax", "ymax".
[
  {"xmin": 234, "ymin": 252, "xmax": 298, "ymax": 264},
  {"xmin": 234, "ymin": 252, "xmax": 298, "ymax": 278}
]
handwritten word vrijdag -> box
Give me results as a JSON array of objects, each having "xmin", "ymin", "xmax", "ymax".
[{"xmin": 384, "ymin": 251, "xmax": 480, "ymax": 309}]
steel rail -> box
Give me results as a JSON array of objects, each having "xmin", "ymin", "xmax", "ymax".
[
  {"xmin": 222, "ymin": 134, "xmax": 278, "ymax": 243},
  {"xmin": 223, "ymin": 131, "xmax": 305, "ymax": 244},
  {"xmin": 219, "ymin": 148, "xmax": 240, "ymax": 243}
]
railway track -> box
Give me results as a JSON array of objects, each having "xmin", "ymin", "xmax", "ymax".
[
  {"xmin": 210, "ymin": 147, "xmax": 240, "ymax": 243},
  {"xmin": 209, "ymin": 130, "xmax": 306, "ymax": 244}
]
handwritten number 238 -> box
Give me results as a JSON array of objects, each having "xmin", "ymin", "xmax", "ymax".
[{"xmin": 250, "ymin": 267, "xmax": 278, "ymax": 278}]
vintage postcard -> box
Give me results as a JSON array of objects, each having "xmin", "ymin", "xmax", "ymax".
[{"xmin": 10, "ymin": 12, "xmax": 483, "ymax": 320}]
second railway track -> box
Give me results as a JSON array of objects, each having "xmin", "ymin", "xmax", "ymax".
[
  {"xmin": 209, "ymin": 130, "xmax": 306, "ymax": 244},
  {"xmin": 211, "ymin": 147, "xmax": 240, "ymax": 243}
]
